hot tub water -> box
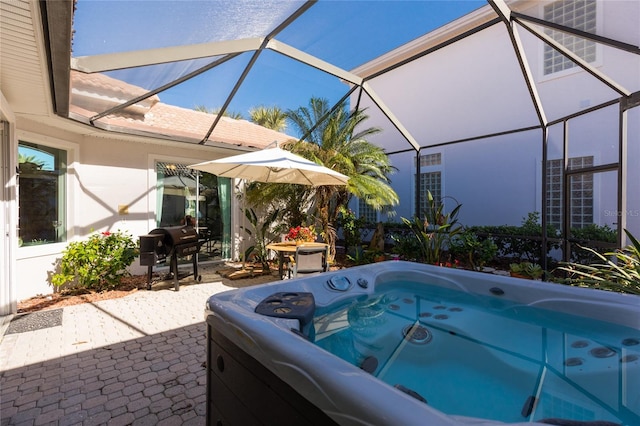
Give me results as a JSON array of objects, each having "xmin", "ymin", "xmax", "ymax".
[
  {"xmin": 312, "ymin": 282, "xmax": 639, "ymax": 424},
  {"xmin": 206, "ymin": 261, "xmax": 640, "ymax": 426}
]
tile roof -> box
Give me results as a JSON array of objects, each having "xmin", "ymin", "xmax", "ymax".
[{"xmin": 69, "ymin": 70, "xmax": 294, "ymax": 149}]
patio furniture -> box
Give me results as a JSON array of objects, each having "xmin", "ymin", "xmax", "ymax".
[
  {"xmin": 288, "ymin": 245, "xmax": 329, "ymax": 279},
  {"xmin": 266, "ymin": 242, "xmax": 329, "ymax": 279}
]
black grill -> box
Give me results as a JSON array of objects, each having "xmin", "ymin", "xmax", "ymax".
[{"xmin": 139, "ymin": 225, "xmax": 202, "ymax": 291}]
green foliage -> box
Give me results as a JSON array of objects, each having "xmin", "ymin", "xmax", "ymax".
[
  {"xmin": 466, "ymin": 212, "xmax": 560, "ymax": 263},
  {"xmin": 346, "ymin": 245, "xmax": 367, "ymax": 265},
  {"xmin": 468, "ymin": 214, "xmax": 617, "ymax": 266},
  {"xmin": 509, "ymin": 261, "xmax": 543, "ymax": 280},
  {"xmin": 241, "ymin": 208, "xmax": 284, "ymax": 271},
  {"xmin": 285, "ymin": 97, "xmax": 399, "ymax": 259},
  {"xmin": 449, "ymin": 230, "xmax": 498, "ymax": 271},
  {"xmin": 401, "ymin": 191, "xmax": 462, "ymax": 264},
  {"xmin": 249, "ymin": 105, "xmax": 287, "ymax": 132},
  {"xmin": 18, "ymin": 153, "xmax": 45, "ymax": 168},
  {"xmin": 338, "ymin": 207, "xmax": 367, "ymax": 251},
  {"xmin": 569, "ymin": 223, "xmax": 618, "ymax": 264},
  {"xmin": 570, "ymin": 223, "xmax": 617, "ymax": 243},
  {"xmin": 245, "ymin": 181, "xmax": 313, "ymax": 230},
  {"xmin": 556, "ymin": 229, "xmax": 640, "ymax": 295},
  {"xmin": 510, "ymin": 212, "xmax": 559, "ymax": 263},
  {"xmin": 193, "ymin": 105, "xmax": 244, "ymax": 120},
  {"xmin": 52, "ymin": 230, "xmax": 138, "ymax": 291},
  {"xmin": 390, "ymin": 230, "xmax": 422, "ymax": 261}
]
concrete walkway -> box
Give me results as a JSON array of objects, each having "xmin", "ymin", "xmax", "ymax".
[{"xmin": 0, "ymin": 272, "xmax": 279, "ymax": 425}]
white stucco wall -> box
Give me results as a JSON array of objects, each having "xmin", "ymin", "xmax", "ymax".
[
  {"xmin": 355, "ymin": 0, "xmax": 640, "ymax": 239},
  {"xmin": 15, "ymin": 120, "xmax": 241, "ymax": 301}
]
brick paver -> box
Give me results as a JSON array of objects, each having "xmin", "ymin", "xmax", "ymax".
[{"xmin": 0, "ymin": 272, "xmax": 280, "ymax": 425}]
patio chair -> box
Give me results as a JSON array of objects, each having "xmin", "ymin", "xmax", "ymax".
[{"xmin": 288, "ymin": 245, "xmax": 329, "ymax": 279}]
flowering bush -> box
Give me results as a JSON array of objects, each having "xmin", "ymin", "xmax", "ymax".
[
  {"xmin": 52, "ymin": 230, "xmax": 138, "ymax": 291},
  {"xmin": 286, "ymin": 225, "xmax": 317, "ymax": 243}
]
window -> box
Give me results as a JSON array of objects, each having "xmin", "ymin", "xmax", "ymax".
[
  {"xmin": 415, "ymin": 153, "xmax": 442, "ymax": 167},
  {"xmin": 418, "ymin": 172, "xmax": 442, "ymax": 216},
  {"xmin": 546, "ymin": 156, "xmax": 594, "ymax": 228},
  {"xmin": 358, "ymin": 198, "xmax": 378, "ymax": 224},
  {"xmin": 18, "ymin": 142, "xmax": 67, "ymax": 246},
  {"xmin": 543, "ymin": 0, "xmax": 597, "ymax": 75}
]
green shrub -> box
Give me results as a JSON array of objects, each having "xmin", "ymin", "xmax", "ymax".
[
  {"xmin": 449, "ymin": 230, "xmax": 498, "ymax": 271},
  {"xmin": 52, "ymin": 230, "xmax": 138, "ymax": 291},
  {"xmin": 337, "ymin": 207, "xmax": 367, "ymax": 252},
  {"xmin": 569, "ymin": 223, "xmax": 618, "ymax": 264},
  {"xmin": 466, "ymin": 212, "xmax": 560, "ymax": 264},
  {"xmin": 390, "ymin": 230, "xmax": 422, "ymax": 261},
  {"xmin": 557, "ymin": 229, "xmax": 640, "ymax": 295}
]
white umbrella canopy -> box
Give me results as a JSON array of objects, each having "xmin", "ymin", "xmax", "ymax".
[{"xmin": 189, "ymin": 146, "xmax": 348, "ymax": 186}]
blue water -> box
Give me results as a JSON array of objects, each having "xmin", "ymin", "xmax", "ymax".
[{"xmin": 312, "ymin": 281, "xmax": 640, "ymax": 425}]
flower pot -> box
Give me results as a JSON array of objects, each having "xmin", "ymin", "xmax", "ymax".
[{"xmin": 510, "ymin": 271, "xmax": 528, "ymax": 279}]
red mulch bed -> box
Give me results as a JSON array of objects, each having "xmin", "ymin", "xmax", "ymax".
[{"xmin": 17, "ymin": 275, "xmax": 148, "ymax": 314}]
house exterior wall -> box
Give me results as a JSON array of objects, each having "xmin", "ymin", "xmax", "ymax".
[
  {"xmin": 353, "ymin": 0, "xmax": 640, "ymax": 240},
  {"xmin": 14, "ymin": 118, "xmax": 242, "ymax": 302},
  {"xmin": 1, "ymin": 94, "xmax": 18, "ymax": 315}
]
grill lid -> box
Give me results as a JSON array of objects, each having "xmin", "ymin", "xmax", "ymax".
[{"xmin": 149, "ymin": 226, "xmax": 199, "ymax": 255}]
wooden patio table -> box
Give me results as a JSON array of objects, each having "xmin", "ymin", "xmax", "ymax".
[{"xmin": 266, "ymin": 241, "xmax": 329, "ymax": 279}]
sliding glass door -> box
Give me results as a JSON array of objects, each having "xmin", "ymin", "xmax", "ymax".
[{"xmin": 156, "ymin": 162, "xmax": 230, "ymax": 260}]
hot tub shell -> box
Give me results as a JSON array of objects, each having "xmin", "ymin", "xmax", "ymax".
[{"xmin": 205, "ymin": 261, "xmax": 640, "ymax": 426}]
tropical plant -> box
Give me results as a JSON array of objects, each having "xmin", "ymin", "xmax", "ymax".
[
  {"xmin": 284, "ymin": 97, "xmax": 399, "ymax": 259},
  {"xmin": 390, "ymin": 229, "xmax": 422, "ymax": 261},
  {"xmin": 241, "ymin": 207, "xmax": 285, "ymax": 272},
  {"xmin": 402, "ymin": 191, "xmax": 462, "ymax": 265},
  {"xmin": 556, "ymin": 229, "xmax": 640, "ymax": 295},
  {"xmin": 337, "ymin": 206, "xmax": 367, "ymax": 252},
  {"xmin": 509, "ymin": 261, "xmax": 543, "ymax": 280},
  {"xmin": 449, "ymin": 230, "xmax": 498, "ymax": 271},
  {"xmin": 346, "ymin": 245, "xmax": 367, "ymax": 265},
  {"xmin": 249, "ymin": 105, "xmax": 287, "ymax": 131},
  {"xmin": 18, "ymin": 153, "xmax": 45, "ymax": 168},
  {"xmin": 51, "ymin": 230, "xmax": 138, "ymax": 291},
  {"xmin": 245, "ymin": 181, "xmax": 313, "ymax": 230},
  {"xmin": 193, "ymin": 105, "xmax": 244, "ymax": 120}
]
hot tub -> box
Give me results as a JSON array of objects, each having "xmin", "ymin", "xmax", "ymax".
[{"xmin": 205, "ymin": 261, "xmax": 640, "ymax": 426}]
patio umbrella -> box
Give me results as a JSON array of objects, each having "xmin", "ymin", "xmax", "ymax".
[{"xmin": 189, "ymin": 146, "xmax": 348, "ymax": 186}]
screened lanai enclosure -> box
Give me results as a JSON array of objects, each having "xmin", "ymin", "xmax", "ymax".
[{"xmin": 43, "ymin": 0, "xmax": 639, "ymax": 268}]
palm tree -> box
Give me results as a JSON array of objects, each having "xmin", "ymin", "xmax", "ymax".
[
  {"xmin": 283, "ymin": 97, "xmax": 398, "ymax": 258},
  {"xmin": 249, "ymin": 105, "xmax": 287, "ymax": 132},
  {"xmin": 193, "ymin": 105, "xmax": 244, "ymax": 120}
]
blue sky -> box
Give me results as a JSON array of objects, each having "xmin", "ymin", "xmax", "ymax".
[{"xmin": 72, "ymin": 1, "xmax": 485, "ymax": 118}]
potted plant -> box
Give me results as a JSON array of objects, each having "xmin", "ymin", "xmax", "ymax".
[
  {"xmin": 285, "ymin": 225, "xmax": 317, "ymax": 245},
  {"xmin": 509, "ymin": 262, "xmax": 543, "ymax": 280}
]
